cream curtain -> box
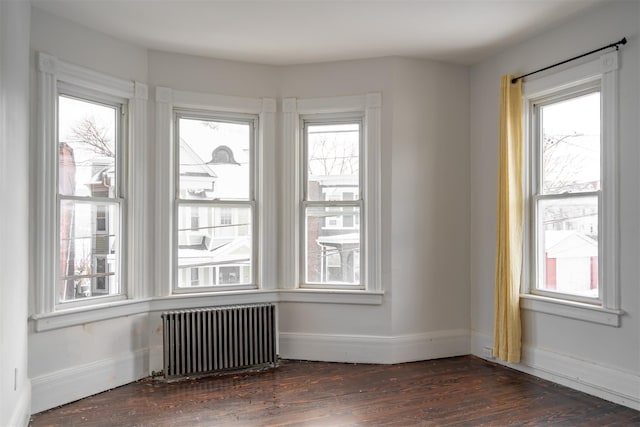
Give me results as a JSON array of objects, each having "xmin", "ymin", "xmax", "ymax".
[{"xmin": 493, "ymin": 75, "xmax": 523, "ymax": 364}]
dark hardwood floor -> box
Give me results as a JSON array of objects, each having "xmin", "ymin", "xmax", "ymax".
[{"xmin": 30, "ymin": 356, "xmax": 639, "ymax": 426}]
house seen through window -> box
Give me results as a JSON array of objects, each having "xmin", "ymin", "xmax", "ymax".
[
  {"xmin": 57, "ymin": 94, "xmax": 123, "ymax": 302},
  {"xmin": 531, "ymin": 87, "xmax": 601, "ymax": 301},
  {"xmin": 175, "ymin": 114, "xmax": 255, "ymax": 289},
  {"xmin": 302, "ymin": 121, "xmax": 362, "ymax": 286}
]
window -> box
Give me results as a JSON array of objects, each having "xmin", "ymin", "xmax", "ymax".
[
  {"xmin": 531, "ymin": 87, "xmax": 601, "ymax": 302},
  {"xmin": 302, "ymin": 120, "xmax": 362, "ymax": 287},
  {"xmin": 34, "ymin": 53, "xmax": 146, "ymax": 323},
  {"xmin": 280, "ymin": 94, "xmax": 381, "ymax": 298},
  {"xmin": 175, "ymin": 112, "xmax": 256, "ymax": 290},
  {"xmin": 521, "ymin": 52, "xmax": 622, "ymax": 326},
  {"xmin": 96, "ymin": 206, "xmax": 107, "ymax": 232},
  {"xmin": 57, "ymin": 90, "xmax": 124, "ymax": 303}
]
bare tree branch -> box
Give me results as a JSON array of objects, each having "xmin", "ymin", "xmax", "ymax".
[{"xmin": 70, "ymin": 117, "xmax": 114, "ymax": 157}]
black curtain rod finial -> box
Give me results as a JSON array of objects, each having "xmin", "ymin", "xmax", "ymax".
[
  {"xmin": 510, "ymin": 36, "xmax": 627, "ymax": 84},
  {"xmin": 616, "ymin": 37, "xmax": 628, "ymax": 50}
]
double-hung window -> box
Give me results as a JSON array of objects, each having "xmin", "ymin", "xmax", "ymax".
[
  {"xmin": 174, "ymin": 111, "xmax": 257, "ymax": 290},
  {"xmin": 301, "ymin": 117, "xmax": 363, "ymax": 287},
  {"xmin": 34, "ymin": 53, "xmax": 146, "ymax": 325},
  {"xmin": 522, "ymin": 52, "xmax": 622, "ymax": 325},
  {"xmin": 530, "ymin": 84, "xmax": 601, "ymax": 302},
  {"xmin": 282, "ymin": 93, "xmax": 381, "ymax": 298},
  {"xmin": 57, "ymin": 90, "xmax": 125, "ymax": 302}
]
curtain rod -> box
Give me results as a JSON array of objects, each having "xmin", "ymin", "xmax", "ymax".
[{"xmin": 511, "ymin": 37, "xmax": 627, "ymax": 84}]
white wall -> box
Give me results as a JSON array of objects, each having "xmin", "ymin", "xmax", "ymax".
[
  {"xmin": 27, "ymin": 7, "xmax": 473, "ymax": 412},
  {"xmin": 470, "ymin": 0, "xmax": 640, "ymax": 409},
  {"xmin": 277, "ymin": 58, "xmax": 395, "ymax": 362},
  {"xmin": 0, "ymin": 1, "xmax": 31, "ymax": 426},
  {"xmin": 148, "ymin": 50, "xmax": 279, "ymax": 98},
  {"xmin": 28, "ymin": 9, "xmax": 153, "ymax": 414},
  {"xmin": 30, "ymin": 8, "xmax": 147, "ymax": 83},
  {"xmin": 390, "ymin": 58, "xmax": 470, "ymax": 339},
  {"xmin": 24, "ymin": 0, "xmax": 640, "ymax": 417},
  {"xmin": 276, "ymin": 57, "xmax": 471, "ymax": 363}
]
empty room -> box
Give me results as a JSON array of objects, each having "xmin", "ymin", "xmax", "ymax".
[{"xmin": 1, "ymin": 0, "xmax": 639, "ymax": 425}]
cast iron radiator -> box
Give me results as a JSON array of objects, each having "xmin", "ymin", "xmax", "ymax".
[{"xmin": 161, "ymin": 303, "xmax": 277, "ymax": 380}]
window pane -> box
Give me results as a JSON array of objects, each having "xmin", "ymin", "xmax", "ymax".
[
  {"xmin": 541, "ymin": 92, "xmax": 600, "ymax": 194},
  {"xmin": 306, "ymin": 123, "xmax": 359, "ymax": 201},
  {"xmin": 58, "ymin": 95, "xmax": 118, "ymax": 198},
  {"xmin": 537, "ymin": 196, "xmax": 598, "ymax": 298},
  {"xmin": 59, "ymin": 200, "xmax": 120, "ymax": 301},
  {"xmin": 177, "ymin": 205, "xmax": 252, "ymax": 287},
  {"xmin": 178, "ymin": 118, "xmax": 251, "ymax": 201},
  {"xmin": 305, "ymin": 206, "xmax": 360, "ymax": 285}
]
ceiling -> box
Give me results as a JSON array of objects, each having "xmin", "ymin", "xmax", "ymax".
[{"xmin": 31, "ymin": 0, "xmax": 609, "ymax": 66}]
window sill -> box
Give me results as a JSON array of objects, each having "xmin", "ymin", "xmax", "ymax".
[
  {"xmin": 31, "ymin": 298, "xmax": 152, "ymax": 332},
  {"xmin": 149, "ymin": 290, "xmax": 280, "ymax": 312},
  {"xmin": 31, "ymin": 289, "xmax": 382, "ymax": 332},
  {"xmin": 278, "ymin": 289, "xmax": 384, "ymax": 305},
  {"xmin": 520, "ymin": 294, "xmax": 623, "ymax": 327}
]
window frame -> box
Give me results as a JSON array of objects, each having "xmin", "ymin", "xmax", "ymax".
[
  {"xmin": 282, "ymin": 93, "xmax": 382, "ymax": 297},
  {"xmin": 521, "ymin": 52, "xmax": 623, "ymax": 326},
  {"xmin": 155, "ymin": 87, "xmax": 277, "ymax": 297},
  {"xmin": 300, "ymin": 115, "xmax": 365, "ymax": 289},
  {"xmin": 33, "ymin": 52, "xmax": 148, "ymax": 324},
  {"xmin": 529, "ymin": 83, "xmax": 602, "ymax": 305},
  {"xmin": 173, "ymin": 110, "xmax": 258, "ymax": 293},
  {"xmin": 56, "ymin": 87, "xmax": 127, "ymax": 308}
]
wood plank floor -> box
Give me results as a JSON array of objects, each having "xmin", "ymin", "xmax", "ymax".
[{"xmin": 30, "ymin": 356, "xmax": 639, "ymax": 426}]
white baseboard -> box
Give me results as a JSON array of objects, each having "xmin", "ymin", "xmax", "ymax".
[
  {"xmin": 7, "ymin": 381, "xmax": 31, "ymax": 427},
  {"xmin": 31, "ymin": 348, "xmax": 150, "ymax": 414},
  {"xmin": 279, "ymin": 329, "xmax": 470, "ymax": 364},
  {"xmin": 471, "ymin": 331, "xmax": 640, "ymax": 411}
]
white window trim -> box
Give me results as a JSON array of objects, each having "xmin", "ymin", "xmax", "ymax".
[
  {"xmin": 32, "ymin": 52, "xmax": 148, "ymax": 328},
  {"xmin": 282, "ymin": 93, "xmax": 382, "ymax": 299},
  {"xmin": 155, "ymin": 87, "xmax": 277, "ymax": 296},
  {"xmin": 521, "ymin": 52, "xmax": 623, "ymax": 327}
]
